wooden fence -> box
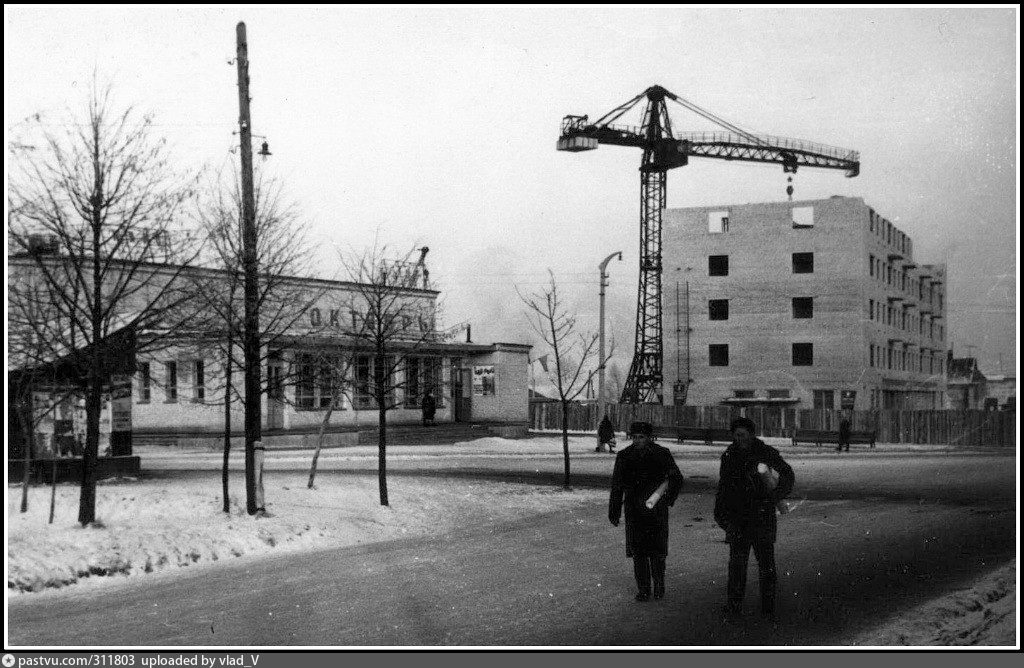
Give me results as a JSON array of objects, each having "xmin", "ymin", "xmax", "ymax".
[{"xmin": 529, "ymin": 402, "xmax": 1017, "ymax": 448}]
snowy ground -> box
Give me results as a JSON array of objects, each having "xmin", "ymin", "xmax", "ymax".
[
  {"xmin": 849, "ymin": 561, "xmax": 1017, "ymax": 647},
  {"xmin": 8, "ymin": 439, "xmax": 1017, "ymax": 647},
  {"xmin": 7, "ymin": 473, "xmax": 604, "ymax": 595}
]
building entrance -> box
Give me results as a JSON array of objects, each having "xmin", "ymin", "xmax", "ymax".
[{"xmin": 452, "ymin": 362, "xmax": 471, "ymax": 423}]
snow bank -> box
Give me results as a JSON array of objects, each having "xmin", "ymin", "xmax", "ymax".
[
  {"xmin": 7, "ymin": 474, "xmax": 604, "ymax": 595},
  {"xmin": 849, "ymin": 561, "xmax": 1017, "ymax": 646},
  {"xmin": 137, "ymin": 435, "xmax": 992, "ymax": 465}
]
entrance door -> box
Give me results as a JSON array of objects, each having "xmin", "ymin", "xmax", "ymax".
[{"xmin": 452, "ymin": 365, "xmax": 472, "ymax": 423}]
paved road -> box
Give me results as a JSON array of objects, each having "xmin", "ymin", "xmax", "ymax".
[{"xmin": 8, "ymin": 453, "xmax": 1017, "ymax": 647}]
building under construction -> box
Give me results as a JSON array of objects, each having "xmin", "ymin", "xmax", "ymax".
[{"xmin": 662, "ymin": 196, "xmax": 948, "ymax": 410}]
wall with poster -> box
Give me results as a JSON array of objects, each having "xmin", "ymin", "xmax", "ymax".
[
  {"xmin": 465, "ymin": 344, "xmax": 530, "ymax": 423},
  {"xmin": 472, "ymin": 365, "xmax": 495, "ymax": 397},
  {"xmin": 109, "ymin": 374, "xmax": 133, "ymax": 455}
]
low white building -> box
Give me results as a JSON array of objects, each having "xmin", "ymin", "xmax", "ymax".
[{"xmin": 8, "ymin": 250, "xmax": 531, "ymax": 456}]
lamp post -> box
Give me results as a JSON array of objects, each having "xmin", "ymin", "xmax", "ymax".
[
  {"xmin": 597, "ymin": 251, "xmax": 622, "ymax": 447},
  {"xmin": 673, "ymin": 267, "xmax": 692, "ymax": 406}
]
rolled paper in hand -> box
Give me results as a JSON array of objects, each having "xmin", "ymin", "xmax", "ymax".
[
  {"xmin": 757, "ymin": 462, "xmax": 780, "ymax": 489},
  {"xmin": 646, "ymin": 480, "xmax": 670, "ymax": 509},
  {"xmin": 757, "ymin": 463, "xmax": 789, "ymax": 515}
]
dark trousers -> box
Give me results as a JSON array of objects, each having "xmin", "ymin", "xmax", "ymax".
[
  {"xmin": 727, "ymin": 538, "xmax": 777, "ymax": 613},
  {"xmin": 632, "ymin": 552, "xmax": 666, "ymax": 596}
]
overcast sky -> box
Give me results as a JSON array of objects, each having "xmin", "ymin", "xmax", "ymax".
[{"xmin": 5, "ymin": 6, "xmax": 1018, "ymax": 378}]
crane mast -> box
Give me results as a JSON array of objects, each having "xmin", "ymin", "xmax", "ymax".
[{"xmin": 558, "ymin": 85, "xmax": 859, "ymax": 404}]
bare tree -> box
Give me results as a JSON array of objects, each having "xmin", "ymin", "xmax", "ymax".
[
  {"xmin": 302, "ymin": 277, "xmax": 449, "ymax": 489},
  {"xmin": 304, "ymin": 338, "xmax": 361, "ymax": 490},
  {"xmin": 519, "ymin": 271, "xmax": 611, "ymax": 489},
  {"xmin": 7, "ymin": 85, "xmax": 201, "ymax": 526},
  {"xmin": 188, "ymin": 169, "xmax": 317, "ymax": 514},
  {"xmin": 5, "ymin": 354, "xmax": 72, "ymax": 518},
  {"xmin": 7, "ymin": 242, "xmax": 84, "ymax": 522},
  {"xmin": 336, "ymin": 242, "xmax": 436, "ymax": 506}
]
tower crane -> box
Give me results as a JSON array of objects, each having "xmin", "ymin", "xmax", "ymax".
[{"xmin": 558, "ymin": 85, "xmax": 860, "ymax": 404}]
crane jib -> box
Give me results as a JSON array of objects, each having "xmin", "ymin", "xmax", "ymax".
[{"xmin": 558, "ymin": 129, "xmax": 860, "ymax": 177}]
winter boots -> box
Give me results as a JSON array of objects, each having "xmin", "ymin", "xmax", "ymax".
[
  {"xmin": 652, "ymin": 556, "xmax": 666, "ymax": 599},
  {"xmin": 633, "ymin": 554, "xmax": 666, "ymax": 601}
]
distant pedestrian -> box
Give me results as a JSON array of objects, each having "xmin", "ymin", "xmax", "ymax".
[
  {"xmin": 57, "ymin": 423, "xmax": 75, "ymax": 457},
  {"xmin": 714, "ymin": 416, "xmax": 794, "ymax": 618},
  {"xmin": 837, "ymin": 416, "xmax": 851, "ymax": 452},
  {"xmin": 421, "ymin": 390, "xmax": 437, "ymax": 427},
  {"xmin": 596, "ymin": 415, "xmax": 617, "ymax": 453},
  {"xmin": 609, "ymin": 421, "xmax": 684, "ymax": 602}
]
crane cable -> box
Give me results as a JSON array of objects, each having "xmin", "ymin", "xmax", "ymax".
[
  {"xmin": 590, "ymin": 91, "xmax": 649, "ymax": 128},
  {"xmin": 589, "ymin": 88, "xmax": 766, "ymax": 148},
  {"xmin": 665, "ymin": 93, "xmax": 767, "ymax": 146}
]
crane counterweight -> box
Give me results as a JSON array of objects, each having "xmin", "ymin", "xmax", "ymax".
[{"xmin": 556, "ymin": 135, "xmax": 598, "ymax": 152}]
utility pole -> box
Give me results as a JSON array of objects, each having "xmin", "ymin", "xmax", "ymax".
[
  {"xmin": 597, "ymin": 251, "xmax": 622, "ymax": 439},
  {"xmin": 236, "ymin": 22, "xmax": 261, "ymax": 515}
]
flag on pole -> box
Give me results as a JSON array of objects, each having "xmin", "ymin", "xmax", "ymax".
[{"xmin": 537, "ymin": 354, "xmax": 549, "ymax": 372}]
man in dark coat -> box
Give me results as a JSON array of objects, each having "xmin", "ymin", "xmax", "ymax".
[
  {"xmin": 421, "ymin": 390, "xmax": 437, "ymax": 427},
  {"xmin": 714, "ymin": 416, "xmax": 794, "ymax": 617},
  {"xmin": 596, "ymin": 415, "xmax": 617, "ymax": 453},
  {"xmin": 609, "ymin": 421, "xmax": 684, "ymax": 601},
  {"xmin": 837, "ymin": 415, "xmax": 852, "ymax": 452}
]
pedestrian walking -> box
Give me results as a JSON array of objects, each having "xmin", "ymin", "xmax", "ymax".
[
  {"xmin": 596, "ymin": 414, "xmax": 617, "ymax": 453},
  {"xmin": 836, "ymin": 415, "xmax": 851, "ymax": 452},
  {"xmin": 714, "ymin": 416, "xmax": 795, "ymax": 618},
  {"xmin": 608, "ymin": 421, "xmax": 684, "ymax": 602},
  {"xmin": 421, "ymin": 390, "xmax": 437, "ymax": 427}
]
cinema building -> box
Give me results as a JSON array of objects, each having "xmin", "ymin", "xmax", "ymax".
[{"xmin": 8, "ymin": 250, "xmax": 530, "ymax": 456}]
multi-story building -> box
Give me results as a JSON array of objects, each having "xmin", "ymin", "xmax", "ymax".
[{"xmin": 662, "ymin": 196, "xmax": 947, "ymax": 410}]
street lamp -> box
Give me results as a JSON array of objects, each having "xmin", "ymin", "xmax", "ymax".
[
  {"xmin": 673, "ymin": 267, "xmax": 692, "ymax": 406},
  {"xmin": 597, "ymin": 250, "xmax": 622, "ymax": 448}
]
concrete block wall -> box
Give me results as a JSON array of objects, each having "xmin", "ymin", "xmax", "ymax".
[
  {"xmin": 662, "ymin": 196, "xmax": 945, "ymax": 410},
  {"xmin": 860, "ymin": 204, "xmax": 947, "ymax": 408}
]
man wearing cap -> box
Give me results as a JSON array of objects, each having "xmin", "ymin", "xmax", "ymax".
[
  {"xmin": 714, "ymin": 416, "xmax": 795, "ymax": 618},
  {"xmin": 608, "ymin": 421, "xmax": 684, "ymax": 602}
]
